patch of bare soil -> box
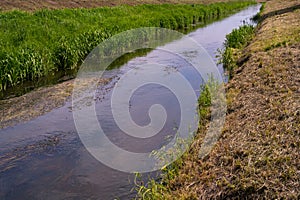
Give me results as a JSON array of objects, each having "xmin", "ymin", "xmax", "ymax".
[
  {"xmin": 162, "ymin": 0, "xmax": 300, "ymax": 199},
  {"xmin": 0, "ymin": 0, "xmax": 245, "ymax": 11}
]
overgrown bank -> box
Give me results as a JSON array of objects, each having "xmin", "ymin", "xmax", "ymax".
[
  {"xmin": 0, "ymin": 1, "xmax": 255, "ymax": 96},
  {"xmin": 0, "ymin": 0, "xmax": 256, "ymax": 11},
  {"xmin": 137, "ymin": 0, "xmax": 300, "ymax": 199}
]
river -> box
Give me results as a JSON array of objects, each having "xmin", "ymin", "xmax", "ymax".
[{"xmin": 0, "ymin": 4, "xmax": 261, "ymax": 200}]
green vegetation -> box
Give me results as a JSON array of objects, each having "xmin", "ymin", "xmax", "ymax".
[
  {"xmin": 219, "ymin": 24, "xmax": 255, "ymax": 78},
  {"xmin": 0, "ymin": 1, "xmax": 256, "ymax": 93},
  {"xmin": 252, "ymin": 2, "xmax": 265, "ymax": 22},
  {"xmin": 135, "ymin": 80, "xmax": 219, "ymax": 200},
  {"xmin": 135, "ymin": 5, "xmax": 259, "ymax": 199},
  {"xmin": 135, "ymin": 144, "xmax": 187, "ymax": 200},
  {"xmin": 225, "ymin": 24, "xmax": 255, "ymax": 49},
  {"xmin": 137, "ymin": 1, "xmax": 300, "ymax": 198}
]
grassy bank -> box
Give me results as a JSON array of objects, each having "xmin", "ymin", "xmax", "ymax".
[
  {"xmin": 135, "ymin": 81, "xmax": 217, "ymax": 200},
  {"xmin": 136, "ymin": 0, "xmax": 300, "ymax": 199},
  {"xmin": 0, "ymin": 1, "xmax": 256, "ymax": 94},
  {"xmin": 219, "ymin": 24, "xmax": 255, "ymax": 78},
  {"xmin": 0, "ymin": 0, "xmax": 255, "ymax": 11}
]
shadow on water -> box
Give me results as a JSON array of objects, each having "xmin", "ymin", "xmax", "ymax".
[
  {"xmin": 0, "ymin": 4, "xmax": 261, "ymax": 200},
  {"xmin": 0, "ymin": 48, "xmax": 152, "ymax": 100}
]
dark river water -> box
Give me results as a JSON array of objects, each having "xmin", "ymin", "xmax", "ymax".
[{"xmin": 0, "ymin": 5, "xmax": 261, "ymax": 200}]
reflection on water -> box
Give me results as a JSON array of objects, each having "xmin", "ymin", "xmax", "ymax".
[{"xmin": 0, "ymin": 4, "xmax": 261, "ymax": 200}]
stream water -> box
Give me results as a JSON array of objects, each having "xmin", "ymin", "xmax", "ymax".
[{"xmin": 0, "ymin": 5, "xmax": 261, "ymax": 200}]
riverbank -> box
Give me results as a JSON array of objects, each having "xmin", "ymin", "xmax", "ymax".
[
  {"xmin": 0, "ymin": 1, "xmax": 255, "ymax": 96},
  {"xmin": 0, "ymin": 0, "xmax": 254, "ymax": 11},
  {"xmin": 138, "ymin": 0, "xmax": 300, "ymax": 199},
  {"xmin": 0, "ymin": 1, "xmax": 255, "ymax": 129}
]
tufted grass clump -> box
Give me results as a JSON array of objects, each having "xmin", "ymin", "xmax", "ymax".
[{"xmin": 219, "ymin": 24, "xmax": 255, "ymax": 78}]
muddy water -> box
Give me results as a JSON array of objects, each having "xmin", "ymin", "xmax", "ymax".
[{"xmin": 0, "ymin": 5, "xmax": 261, "ymax": 200}]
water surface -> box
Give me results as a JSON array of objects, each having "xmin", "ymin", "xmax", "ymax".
[{"xmin": 0, "ymin": 5, "xmax": 261, "ymax": 200}]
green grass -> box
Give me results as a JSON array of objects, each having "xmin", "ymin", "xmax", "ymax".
[
  {"xmin": 0, "ymin": 1, "xmax": 256, "ymax": 92},
  {"xmin": 135, "ymin": 79, "xmax": 222, "ymax": 200},
  {"xmin": 251, "ymin": 2, "xmax": 265, "ymax": 22},
  {"xmin": 224, "ymin": 24, "xmax": 255, "ymax": 49},
  {"xmin": 136, "ymin": 2, "xmax": 300, "ymax": 199},
  {"xmin": 219, "ymin": 24, "xmax": 255, "ymax": 78}
]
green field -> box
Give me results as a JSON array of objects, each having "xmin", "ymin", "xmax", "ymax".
[{"xmin": 0, "ymin": 1, "xmax": 255, "ymax": 92}]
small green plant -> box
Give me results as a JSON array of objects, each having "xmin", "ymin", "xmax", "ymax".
[
  {"xmin": 134, "ymin": 140, "xmax": 187, "ymax": 200},
  {"xmin": 225, "ymin": 25, "xmax": 254, "ymax": 49},
  {"xmin": 134, "ymin": 137, "xmax": 188, "ymax": 200},
  {"xmin": 198, "ymin": 82, "xmax": 212, "ymax": 118},
  {"xmin": 218, "ymin": 24, "xmax": 255, "ymax": 78},
  {"xmin": 251, "ymin": 2, "xmax": 265, "ymax": 22},
  {"xmin": 135, "ymin": 77, "xmax": 224, "ymax": 199}
]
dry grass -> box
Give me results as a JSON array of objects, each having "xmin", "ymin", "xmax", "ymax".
[
  {"xmin": 249, "ymin": 3, "xmax": 300, "ymax": 52},
  {"xmin": 0, "ymin": 0, "xmax": 253, "ymax": 11},
  {"xmin": 155, "ymin": 0, "xmax": 300, "ymax": 199}
]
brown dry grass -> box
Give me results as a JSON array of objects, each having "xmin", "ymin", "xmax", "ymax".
[
  {"xmin": 0, "ymin": 0, "xmax": 253, "ymax": 11},
  {"xmin": 249, "ymin": 0, "xmax": 300, "ymax": 52},
  {"xmin": 158, "ymin": 0, "xmax": 300, "ymax": 199}
]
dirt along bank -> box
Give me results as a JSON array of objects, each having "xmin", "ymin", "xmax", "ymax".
[{"xmin": 140, "ymin": 0, "xmax": 299, "ymax": 199}]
